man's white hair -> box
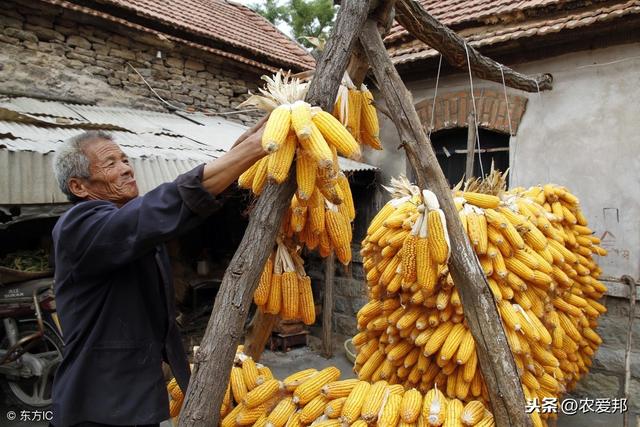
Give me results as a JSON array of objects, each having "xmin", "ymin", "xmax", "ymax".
[{"xmin": 53, "ymin": 130, "xmax": 114, "ymax": 202}]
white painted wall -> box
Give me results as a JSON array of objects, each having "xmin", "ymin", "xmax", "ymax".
[{"xmin": 367, "ymin": 42, "xmax": 640, "ymax": 280}]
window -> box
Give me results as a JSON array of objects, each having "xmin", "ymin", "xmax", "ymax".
[{"xmin": 410, "ymin": 128, "xmax": 510, "ymax": 187}]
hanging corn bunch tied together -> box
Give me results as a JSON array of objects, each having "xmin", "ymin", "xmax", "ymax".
[
  {"xmin": 253, "ymin": 237, "xmax": 316, "ymax": 325},
  {"xmin": 354, "ymin": 170, "xmax": 608, "ymax": 427},
  {"xmin": 238, "ymin": 71, "xmax": 362, "ymax": 266},
  {"xmin": 333, "ymin": 73, "xmax": 383, "ymax": 150},
  {"xmin": 168, "ymin": 347, "xmax": 497, "ymax": 426}
]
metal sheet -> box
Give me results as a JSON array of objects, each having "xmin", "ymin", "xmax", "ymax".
[
  {"xmin": 0, "ymin": 97, "xmax": 86, "ymax": 121},
  {"xmin": 338, "ymin": 157, "xmax": 379, "ymax": 172}
]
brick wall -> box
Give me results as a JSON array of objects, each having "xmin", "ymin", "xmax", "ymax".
[
  {"xmin": 0, "ymin": 0, "xmax": 264, "ymax": 125},
  {"xmin": 415, "ymin": 89, "xmax": 528, "ymax": 135}
]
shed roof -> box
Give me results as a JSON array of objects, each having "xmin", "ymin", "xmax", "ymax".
[
  {"xmin": 386, "ymin": 0, "xmax": 640, "ymax": 66},
  {"xmin": 0, "ymin": 97, "xmax": 376, "ymax": 205},
  {"xmin": 40, "ymin": 0, "xmax": 315, "ymax": 72}
]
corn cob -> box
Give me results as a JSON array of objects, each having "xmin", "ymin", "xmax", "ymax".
[{"xmin": 262, "ymin": 104, "xmax": 291, "ymax": 153}]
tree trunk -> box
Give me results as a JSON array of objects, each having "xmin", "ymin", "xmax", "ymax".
[
  {"xmin": 322, "ymin": 254, "xmax": 335, "ymax": 358},
  {"xmin": 178, "ymin": 1, "xmax": 373, "ymax": 425},
  {"xmin": 395, "ymin": 0, "xmax": 553, "ymax": 92},
  {"xmin": 359, "ymin": 18, "xmax": 533, "ymax": 427},
  {"xmin": 243, "ymin": 310, "xmax": 278, "ymax": 362}
]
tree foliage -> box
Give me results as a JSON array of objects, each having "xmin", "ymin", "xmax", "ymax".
[{"xmin": 251, "ymin": 0, "xmax": 336, "ymax": 49}]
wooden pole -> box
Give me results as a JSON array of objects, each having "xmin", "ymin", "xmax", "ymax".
[
  {"xmin": 359, "ymin": 18, "xmax": 532, "ymax": 427},
  {"xmin": 622, "ymin": 275, "xmax": 636, "ymax": 427},
  {"xmin": 465, "ymin": 111, "xmax": 476, "ymax": 181},
  {"xmin": 178, "ymin": 1, "xmax": 373, "ymax": 425},
  {"xmin": 395, "ymin": 0, "xmax": 553, "ymax": 92},
  {"xmin": 243, "ymin": 310, "xmax": 278, "ymax": 362},
  {"xmin": 322, "ymin": 253, "xmax": 335, "ymax": 358}
]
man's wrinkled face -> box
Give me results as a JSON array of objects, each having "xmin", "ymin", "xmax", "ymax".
[{"xmin": 72, "ymin": 139, "xmax": 139, "ymax": 206}]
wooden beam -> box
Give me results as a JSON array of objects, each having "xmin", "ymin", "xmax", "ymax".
[
  {"xmin": 359, "ymin": 18, "xmax": 532, "ymax": 427},
  {"xmin": 395, "ymin": 0, "xmax": 553, "ymax": 93},
  {"xmin": 243, "ymin": 310, "xmax": 278, "ymax": 362},
  {"xmin": 622, "ymin": 275, "xmax": 636, "ymax": 427},
  {"xmin": 465, "ymin": 111, "xmax": 476, "ymax": 180},
  {"xmin": 322, "ymin": 254, "xmax": 335, "ymax": 358},
  {"xmin": 177, "ymin": 1, "xmax": 373, "ymax": 425}
]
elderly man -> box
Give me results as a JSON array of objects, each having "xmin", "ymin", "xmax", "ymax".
[{"xmin": 50, "ymin": 125, "xmax": 265, "ymax": 427}]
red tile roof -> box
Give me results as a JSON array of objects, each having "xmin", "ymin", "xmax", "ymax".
[
  {"xmin": 386, "ymin": 0, "xmax": 640, "ymax": 65},
  {"xmin": 59, "ymin": 0, "xmax": 315, "ymax": 71}
]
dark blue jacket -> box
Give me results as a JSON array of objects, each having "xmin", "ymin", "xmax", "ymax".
[{"xmin": 51, "ymin": 165, "xmax": 222, "ymax": 426}]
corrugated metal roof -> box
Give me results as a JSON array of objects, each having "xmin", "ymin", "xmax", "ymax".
[
  {"xmin": 0, "ymin": 97, "xmax": 377, "ymax": 205},
  {"xmin": 338, "ymin": 157, "xmax": 379, "ymax": 173}
]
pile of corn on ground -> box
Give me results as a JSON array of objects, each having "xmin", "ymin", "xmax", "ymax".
[{"xmin": 168, "ymin": 347, "xmax": 494, "ymax": 426}]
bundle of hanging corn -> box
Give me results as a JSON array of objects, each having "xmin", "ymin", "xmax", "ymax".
[
  {"xmin": 253, "ymin": 238, "xmax": 315, "ymax": 325},
  {"xmin": 354, "ymin": 171, "xmax": 608, "ymax": 427},
  {"xmin": 238, "ymin": 71, "xmax": 367, "ymax": 267},
  {"xmin": 168, "ymin": 347, "xmax": 497, "ymax": 426},
  {"xmin": 333, "ymin": 74, "xmax": 383, "ymax": 150}
]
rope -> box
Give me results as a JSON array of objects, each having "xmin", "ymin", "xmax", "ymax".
[
  {"xmin": 464, "ymin": 43, "xmax": 484, "ymax": 177},
  {"xmin": 500, "ymin": 64, "xmax": 516, "ymax": 184},
  {"xmin": 428, "ymin": 54, "xmax": 443, "ymax": 139}
]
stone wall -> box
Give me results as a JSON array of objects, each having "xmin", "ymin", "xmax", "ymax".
[
  {"xmin": 0, "ymin": 0, "xmax": 264, "ymax": 125},
  {"xmin": 572, "ymin": 292, "xmax": 640, "ymax": 413}
]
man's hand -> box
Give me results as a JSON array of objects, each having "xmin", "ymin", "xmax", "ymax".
[
  {"xmin": 202, "ymin": 118, "xmax": 268, "ymax": 195},
  {"xmin": 230, "ymin": 115, "xmax": 268, "ymax": 150}
]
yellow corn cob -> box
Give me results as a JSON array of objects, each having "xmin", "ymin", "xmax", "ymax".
[
  {"xmin": 242, "ymin": 357, "xmax": 261, "ymax": 391},
  {"xmin": 239, "ymin": 159, "xmax": 262, "ymax": 189},
  {"xmin": 299, "ymin": 394, "xmax": 328, "ymax": 423},
  {"xmin": 360, "ymin": 381, "xmax": 388, "ymax": 422},
  {"xmin": 268, "ymin": 132, "xmax": 297, "ymax": 184},
  {"xmin": 361, "ymin": 86, "xmax": 380, "ymax": 138},
  {"xmin": 455, "ymin": 330, "xmax": 475, "ymax": 365},
  {"xmin": 252, "ymin": 157, "xmax": 269, "ymax": 195},
  {"xmin": 379, "ymin": 393, "xmax": 402, "ymax": 425},
  {"xmin": 262, "ymin": 104, "xmax": 292, "ymax": 153},
  {"xmin": 265, "ymin": 273, "xmax": 282, "ymax": 315},
  {"xmin": 424, "ymin": 321, "xmax": 454, "ymax": 356},
  {"xmin": 401, "ymin": 388, "xmax": 423, "ymax": 423},
  {"xmin": 442, "ymin": 397, "xmax": 463, "ymax": 427},
  {"xmin": 339, "ymin": 381, "xmax": 370, "ymax": 423},
  {"xmin": 237, "ymin": 403, "xmax": 268, "ymax": 425},
  {"xmin": 281, "ymin": 271, "xmax": 299, "ymax": 320},
  {"xmin": 243, "ymin": 379, "xmax": 282, "ymax": 408},
  {"xmin": 231, "ymin": 366, "xmax": 249, "ymax": 403},
  {"xmin": 297, "ymin": 276, "xmax": 316, "ymax": 325},
  {"xmin": 439, "ymin": 323, "xmax": 466, "ymax": 362},
  {"xmin": 295, "ymin": 149, "xmax": 317, "ymax": 201},
  {"xmin": 326, "ymin": 209, "xmax": 351, "ymax": 252},
  {"xmin": 169, "ymin": 395, "xmax": 183, "ymax": 418},
  {"xmin": 321, "ymin": 379, "xmax": 359, "ymax": 399},
  {"xmin": 255, "ymin": 254, "xmax": 274, "ymax": 306},
  {"xmin": 346, "ymin": 89, "xmax": 362, "ymax": 141},
  {"xmin": 428, "ymin": 209, "xmax": 449, "ymax": 264},
  {"xmin": 313, "ymin": 110, "xmax": 361, "ymax": 159},
  {"xmin": 475, "ymin": 414, "xmax": 495, "ymax": 427},
  {"xmin": 423, "ymin": 388, "xmax": 447, "ymax": 425},
  {"xmin": 462, "ymin": 192, "xmax": 501, "ymax": 209},
  {"xmin": 293, "ymin": 366, "xmax": 341, "ymax": 405},
  {"xmin": 323, "ymin": 396, "xmax": 347, "ymax": 418},
  {"xmin": 336, "ymin": 173, "xmax": 356, "ymax": 222},
  {"xmin": 221, "ymin": 402, "xmax": 245, "ymax": 427},
  {"xmin": 266, "ymin": 397, "xmax": 296, "ymax": 427},
  {"xmin": 299, "ymin": 122, "xmax": 334, "ymax": 171},
  {"xmin": 461, "ymin": 401, "xmax": 484, "ymax": 426},
  {"xmin": 282, "ymin": 369, "xmax": 317, "ymax": 393}
]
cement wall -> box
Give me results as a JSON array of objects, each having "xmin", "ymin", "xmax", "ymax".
[{"xmin": 363, "ymin": 41, "xmax": 640, "ymax": 414}]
